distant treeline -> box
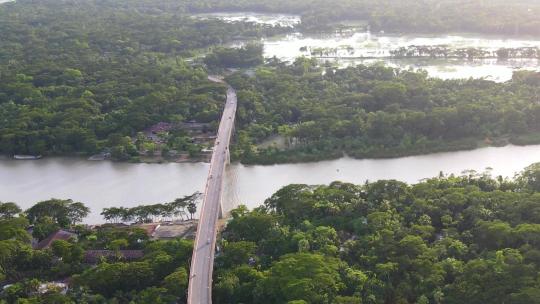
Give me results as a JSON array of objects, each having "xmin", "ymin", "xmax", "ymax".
[
  {"xmin": 307, "ymin": 46, "xmax": 540, "ymax": 60},
  {"xmin": 184, "ymin": 0, "xmax": 540, "ymax": 36},
  {"xmin": 389, "ymin": 46, "xmax": 540, "ymax": 60}
]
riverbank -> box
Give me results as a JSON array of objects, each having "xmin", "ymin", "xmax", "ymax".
[
  {"xmin": 6, "ymin": 132, "xmax": 540, "ymax": 166},
  {"xmin": 3, "ymin": 144, "xmax": 540, "ymax": 223},
  {"xmin": 241, "ymin": 133, "xmax": 540, "ymax": 165}
]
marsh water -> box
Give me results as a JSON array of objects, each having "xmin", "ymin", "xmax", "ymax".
[
  {"xmin": 262, "ymin": 32, "xmax": 540, "ymax": 82},
  {"xmin": 2, "ymin": 145, "xmax": 540, "ymax": 223},
  {"xmin": 197, "ymin": 12, "xmax": 540, "ymax": 81}
]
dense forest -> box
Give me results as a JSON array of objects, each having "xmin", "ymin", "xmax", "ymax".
[
  {"xmin": 2, "ymin": 0, "xmax": 540, "ymax": 163},
  {"xmin": 212, "ymin": 163, "xmax": 540, "ymax": 304},
  {"xmin": 3, "ymin": 163, "xmax": 540, "ymax": 303},
  {"xmin": 0, "ymin": 0, "xmax": 286, "ymax": 158},
  {"xmin": 227, "ymin": 59, "xmax": 540, "ymax": 163},
  {"xmin": 185, "ymin": 0, "xmax": 540, "ymax": 35}
]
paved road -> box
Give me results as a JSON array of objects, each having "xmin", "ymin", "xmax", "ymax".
[{"xmin": 187, "ymin": 77, "xmax": 237, "ymax": 304}]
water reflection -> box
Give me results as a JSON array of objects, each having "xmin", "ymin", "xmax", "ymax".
[{"xmin": 263, "ymin": 32, "xmax": 540, "ymax": 81}]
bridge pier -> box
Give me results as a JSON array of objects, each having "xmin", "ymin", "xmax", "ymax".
[{"xmin": 218, "ymin": 201, "xmax": 224, "ymax": 219}]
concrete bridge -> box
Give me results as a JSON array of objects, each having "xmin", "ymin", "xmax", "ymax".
[{"xmin": 187, "ymin": 76, "xmax": 237, "ymax": 304}]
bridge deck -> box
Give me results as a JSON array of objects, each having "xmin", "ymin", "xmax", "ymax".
[{"xmin": 187, "ymin": 79, "xmax": 237, "ymax": 304}]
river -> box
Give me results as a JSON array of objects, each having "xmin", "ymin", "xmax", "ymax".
[{"xmin": 2, "ymin": 144, "xmax": 540, "ymax": 223}]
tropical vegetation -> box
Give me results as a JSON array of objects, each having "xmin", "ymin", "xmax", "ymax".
[
  {"xmin": 0, "ymin": 0, "xmax": 285, "ymax": 159},
  {"xmin": 2, "ymin": 0, "xmax": 540, "ymax": 164},
  {"xmin": 213, "ymin": 163, "xmax": 540, "ymax": 303},
  {"xmin": 101, "ymin": 192, "xmax": 201, "ymax": 223},
  {"xmin": 3, "ymin": 164, "xmax": 540, "ymax": 302},
  {"xmin": 227, "ymin": 59, "xmax": 540, "ymax": 163},
  {"xmin": 0, "ymin": 194, "xmax": 198, "ymax": 303}
]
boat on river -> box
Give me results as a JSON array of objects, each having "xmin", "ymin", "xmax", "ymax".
[
  {"xmin": 88, "ymin": 152, "xmax": 111, "ymax": 161},
  {"xmin": 13, "ymin": 155, "xmax": 42, "ymax": 160}
]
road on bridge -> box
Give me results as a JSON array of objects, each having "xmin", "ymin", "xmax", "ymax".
[{"xmin": 188, "ymin": 76, "xmax": 237, "ymax": 304}]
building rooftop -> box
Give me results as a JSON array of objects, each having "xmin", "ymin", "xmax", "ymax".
[
  {"xmin": 133, "ymin": 223, "xmax": 160, "ymax": 237},
  {"xmin": 35, "ymin": 230, "xmax": 77, "ymax": 250},
  {"xmin": 153, "ymin": 220, "xmax": 197, "ymax": 240}
]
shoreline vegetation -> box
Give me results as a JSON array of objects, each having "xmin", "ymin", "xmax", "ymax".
[
  {"xmin": 304, "ymin": 46, "xmax": 540, "ymax": 60},
  {"xmin": 0, "ymin": 122, "xmax": 538, "ymax": 165},
  {"xmin": 5, "ymin": 137, "xmax": 540, "ymax": 166},
  {"xmin": 175, "ymin": 133, "xmax": 540, "ymax": 165},
  {"xmin": 242, "ymin": 134, "xmax": 540, "ymax": 165}
]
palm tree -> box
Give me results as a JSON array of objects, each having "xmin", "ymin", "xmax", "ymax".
[{"xmin": 187, "ymin": 202, "xmax": 197, "ymax": 220}]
